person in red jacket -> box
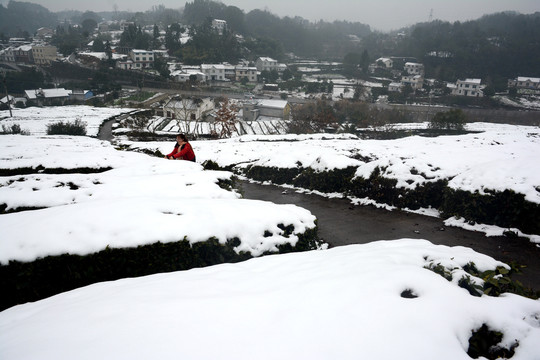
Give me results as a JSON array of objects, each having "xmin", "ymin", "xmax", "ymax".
[{"xmin": 165, "ymin": 134, "xmax": 196, "ymax": 162}]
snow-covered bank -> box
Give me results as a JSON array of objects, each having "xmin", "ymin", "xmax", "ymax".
[
  {"xmin": 1, "ymin": 239, "xmax": 539, "ymax": 360},
  {"xmin": 0, "ymin": 135, "xmax": 317, "ymax": 264}
]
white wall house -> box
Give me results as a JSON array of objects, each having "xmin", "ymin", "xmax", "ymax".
[
  {"xmin": 235, "ymin": 66, "xmax": 258, "ymax": 83},
  {"xmin": 255, "ymin": 57, "xmax": 278, "ymax": 72},
  {"xmin": 376, "ymin": 57, "xmax": 393, "ymax": 68},
  {"xmin": 129, "ymin": 49, "xmax": 154, "ymax": 69},
  {"xmin": 401, "ymin": 75, "xmax": 424, "ymax": 90},
  {"xmin": 404, "ymin": 62, "xmax": 424, "ymax": 75},
  {"xmin": 163, "ymin": 97, "xmax": 215, "ymax": 122},
  {"xmin": 452, "ymin": 79, "xmax": 484, "ymax": 97},
  {"xmin": 32, "ymin": 45, "xmax": 58, "ymax": 65},
  {"xmin": 201, "ymin": 64, "xmax": 226, "ymax": 81},
  {"xmin": 212, "ymin": 19, "xmax": 227, "ymax": 35},
  {"xmin": 508, "ymin": 77, "xmax": 540, "ymax": 93}
]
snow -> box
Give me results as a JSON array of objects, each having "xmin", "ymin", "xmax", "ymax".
[
  {"xmin": 1, "ymin": 239, "xmax": 540, "ymax": 360},
  {"xmin": 0, "ymin": 135, "xmax": 316, "ymax": 264},
  {"xmin": 125, "ymin": 123, "xmax": 540, "ymax": 204},
  {"xmin": 0, "ymin": 106, "xmax": 135, "ymax": 136},
  {"xmin": 2, "ymin": 107, "xmax": 540, "ymax": 359}
]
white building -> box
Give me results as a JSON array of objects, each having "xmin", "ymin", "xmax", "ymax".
[
  {"xmin": 235, "ymin": 66, "xmax": 258, "ymax": 83},
  {"xmin": 129, "ymin": 49, "xmax": 154, "ymax": 69},
  {"xmin": 375, "ymin": 57, "xmax": 393, "ymax": 68},
  {"xmin": 452, "ymin": 78, "xmax": 484, "ymax": 97},
  {"xmin": 388, "ymin": 82, "xmax": 403, "ymax": 92},
  {"xmin": 212, "ymin": 19, "xmax": 227, "ymax": 35},
  {"xmin": 243, "ymin": 99, "xmax": 291, "ymax": 122},
  {"xmin": 25, "ymin": 88, "xmax": 72, "ymax": 105},
  {"xmin": 163, "ymin": 97, "xmax": 214, "ymax": 122},
  {"xmin": 171, "ymin": 70, "xmax": 207, "ymax": 83},
  {"xmin": 255, "ymin": 57, "xmax": 279, "ymax": 72},
  {"xmin": 401, "ymin": 75, "xmax": 424, "ymax": 90},
  {"xmin": 508, "ymin": 76, "xmax": 540, "ymax": 93},
  {"xmin": 201, "ymin": 64, "xmax": 226, "ymax": 81},
  {"xmin": 404, "ymin": 62, "xmax": 424, "ymax": 75},
  {"xmin": 32, "ymin": 45, "xmax": 58, "ymax": 65}
]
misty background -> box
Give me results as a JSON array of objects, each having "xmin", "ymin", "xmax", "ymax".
[{"xmin": 3, "ymin": 0, "xmax": 539, "ymax": 31}]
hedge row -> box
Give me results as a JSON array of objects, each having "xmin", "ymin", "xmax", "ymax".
[
  {"xmin": 1, "ymin": 226, "xmax": 319, "ymax": 311},
  {"xmin": 204, "ymin": 161, "xmax": 540, "ymax": 236}
]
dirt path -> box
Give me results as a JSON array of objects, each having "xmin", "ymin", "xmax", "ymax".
[{"xmin": 240, "ymin": 181, "xmax": 540, "ymax": 290}]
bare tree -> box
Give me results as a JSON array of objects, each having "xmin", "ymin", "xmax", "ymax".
[{"xmin": 213, "ymin": 98, "xmax": 239, "ymax": 139}]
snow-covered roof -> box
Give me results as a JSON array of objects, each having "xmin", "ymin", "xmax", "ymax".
[
  {"xmin": 17, "ymin": 45, "xmax": 32, "ymax": 52},
  {"xmin": 517, "ymin": 77, "xmax": 540, "ymax": 83},
  {"xmin": 257, "ymin": 57, "xmax": 277, "ymax": 62},
  {"xmin": 0, "ymin": 95, "xmax": 15, "ymax": 104},
  {"xmin": 462, "ymin": 78, "xmax": 482, "ymax": 84},
  {"xmin": 257, "ymin": 99, "xmax": 289, "ymax": 109},
  {"xmin": 201, "ymin": 64, "xmax": 226, "ymax": 70},
  {"xmin": 25, "ymin": 88, "xmax": 72, "ymax": 100}
]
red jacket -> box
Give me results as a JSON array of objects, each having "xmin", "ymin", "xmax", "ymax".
[{"xmin": 167, "ymin": 142, "xmax": 196, "ymax": 161}]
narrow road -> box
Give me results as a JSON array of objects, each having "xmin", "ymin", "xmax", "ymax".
[{"xmin": 240, "ymin": 181, "xmax": 540, "ymax": 291}]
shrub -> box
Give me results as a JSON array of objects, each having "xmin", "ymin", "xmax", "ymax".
[
  {"xmin": 429, "ymin": 109, "xmax": 467, "ymax": 131},
  {"xmin": 46, "ymin": 119, "xmax": 87, "ymax": 136},
  {"xmin": 1, "ymin": 123, "xmax": 29, "ymax": 135}
]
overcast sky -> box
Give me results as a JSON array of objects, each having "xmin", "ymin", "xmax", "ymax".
[{"xmin": 7, "ymin": 0, "xmax": 540, "ymax": 31}]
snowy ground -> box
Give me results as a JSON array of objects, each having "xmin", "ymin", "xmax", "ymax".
[
  {"xmin": 122, "ymin": 122, "xmax": 540, "ymax": 241},
  {"xmin": 1, "ymin": 107, "xmax": 540, "ymax": 359},
  {"xmin": 0, "ymin": 106, "xmax": 135, "ymax": 136},
  {"xmin": 0, "ymin": 135, "xmax": 317, "ymax": 263},
  {"xmin": 1, "ymin": 239, "xmax": 540, "ymax": 360},
  {"xmin": 125, "ymin": 122, "xmax": 540, "ymax": 205}
]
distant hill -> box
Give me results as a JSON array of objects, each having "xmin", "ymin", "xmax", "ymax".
[
  {"xmin": 388, "ymin": 12, "xmax": 540, "ymax": 86},
  {"xmin": 0, "ymin": 1, "xmax": 57, "ymax": 37}
]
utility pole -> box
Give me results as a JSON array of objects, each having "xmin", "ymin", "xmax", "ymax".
[{"xmin": 2, "ymin": 70, "xmax": 13, "ymax": 117}]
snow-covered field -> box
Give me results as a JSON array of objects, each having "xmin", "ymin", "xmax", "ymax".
[
  {"xmin": 0, "ymin": 135, "xmax": 317, "ymax": 263},
  {"xmin": 0, "ymin": 106, "xmax": 135, "ymax": 136},
  {"xmin": 122, "ymin": 122, "xmax": 540, "ymax": 241},
  {"xmin": 1, "ymin": 106, "xmax": 540, "ymax": 359},
  {"xmin": 125, "ymin": 122, "xmax": 540, "ymax": 205},
  {"xmin": 1, "ymin": 239, "xmax": 540, "ymax": 359}
]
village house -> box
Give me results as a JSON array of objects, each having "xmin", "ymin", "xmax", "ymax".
[
  {"xmin": 171, "ymin": 69, "xmax": 207, "ymax": 83},
  {"xmin": 128, "ymin": 49, "xmax": 154, "ymax": 69},
  {"xmin": 376, "ymin": 57, "xmax": 393, "ymax": 68},
  {"xmin": 401, "ymin": 74, "xmax": 424, "ymax": 90},
  {"xmin": 24, "ymin": 88, "xmax": 72, "ymax": 106},
  {"xmin": 388, "ymin": 82, "xmax": 403, "ymax": 92},
  {"xmin": 32, "ymin": 45, "xmax": 58, "ymax": 65},
  {"xmin": 235, "ymin": 66, "xmax": 258, "ymax": 83},
  {"xmin": 211, "ymin": 19, "xmax": 227, "ymax": 35},
  {"xmin": 0, "ymin": 47, "xmax": 16, "ymax": 62},
  {"xmin": 255, "ymin": 57, "xmax": 279, "ymax": 72},
  {"xmin": 508, "ymin": 77, "xmax": 540, "ymax": 94},
  {"xmin": 242, "ymin": 99, "xmax": 291, "ymax": 122},
  {"xmin": 201, "ymin": 64, "xmax": 226, "ymax": 81},
  {"xmin": 451, "ymin": 78, "xmax": 484, "ymax": 97},
  {"xmin": 14, "ymin": 45, "xmax": 33, "ymax": 64},
  {"xmin": 163, "ymin": 97, "xmax": 214, "ymax": 122},
  {"xmin": 69, "ymin": 90, "xmax": 94, "ymax": 102},
  {"xmin": 35, "ymin": 27, "xmax": 54, "ymax": 39},
  {"xmin": 404, "ymin": 62, "xmax": 424, "ymax": 75}
]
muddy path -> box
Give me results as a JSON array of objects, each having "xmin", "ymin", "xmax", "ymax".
[{"xmin": 240, "ymin": 181, "xmax": 540, "ymax": 290}]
